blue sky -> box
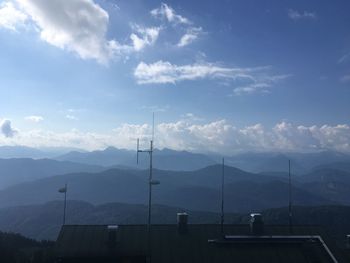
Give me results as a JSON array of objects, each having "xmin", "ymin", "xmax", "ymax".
[{"xmin": 0, "ymin": 0, "xmax": 349, "ymax": 153}]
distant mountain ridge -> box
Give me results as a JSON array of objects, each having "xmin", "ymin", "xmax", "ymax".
[
  {"xmin": 0, "ymin": 158, "xmax": 105, "ymax": 189},
  {"xmin": 56, "ymin": 146, "xmax": 217, "ymax": 171},
  {"xmin": 1, "ymin": 145, "xmax": 350, "ymax": 173},
  {"xmin": 0, "ymin": 145, "xmax": 85, "ymax": 159},
  {"xmin": 0, "ymin": 164, "xmax": 343, "ymax": 213}
]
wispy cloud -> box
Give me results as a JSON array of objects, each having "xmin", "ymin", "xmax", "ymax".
[
  {"xmin": 177, "ymin": 27, "xmax": 202, "ymax": 47},
  {"xmin": 338, "ymin": 52, "xmax": 350, "ymax": 64},
  {"xmin": 140, "ymin": 105, "xmax": 170, "ymax": 113},
  {"xmin": 66, "ymin": 114, "xmax": 78, "ymax": 120},
  {"xmin": 233, "ymin": 74, "xmax": 291, "ymax": 95},
  {"xmin": 134, "ymin": 60, "xmax": 258, "ymax": 84},
  {"xmin": 151, "ymin": 3, "xmax": 202, "ymax": 47},
  {"xmin": 25, "ymin": 115, "xmax": 44, "ymax": 123},
  {"xmin": 288, "ymin": 9, "xmax": 317, "ymax": 20},
  {"xmin": 150, "ymin": 3, "xmax": 190, "ymax": 25},
  {"xmin": 134, "ymin": 60, "xmax": 289, "ymax": 94},
  {"xmin": 340, "ymin": 74, "xmax": 350, "ymax": 83},
  {"xmin": 130, "ymin": 25, "xmax": 160, "ymax": 51}
]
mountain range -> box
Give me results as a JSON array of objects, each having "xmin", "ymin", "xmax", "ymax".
[
  {"xmin": 1, "ymin": 145, "xmax": 350, "ymax": 174},
  {"xmin": 1, "ymin": 164, "xmax": 348, "ymax": 213},
  {"xmin": 0, "ymin": 158, "xmax": 105, "ymax": 189}
]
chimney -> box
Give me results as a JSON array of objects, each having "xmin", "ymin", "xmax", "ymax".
[
  {"xmin": 346, "ymin": 235, "xmax": 350, "ymax": 249},
  {"xmin": 107, "ymin": 225, "xmax": 118, "ymax": 248},
  {"xmin": 250, "ymin": 213, "xmax": 264, "ymax": 235},
  {"xmin": 177, "ymin": 212, "xmax": 188, "ymax": 234}
]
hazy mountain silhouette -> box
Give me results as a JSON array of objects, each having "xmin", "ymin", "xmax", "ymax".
[
  {"xmin": 0, "ymin": 165, "xmax": 338, "ymax": 212},
  {"xmin": 0, "ymin": 145, "xmax": 85, "ymax": 159},
  {"xmin": 56, "ymin": 146, "xmax": 216, "ymax": 171},
  {"xmin": 298, "ymin": 168, "xmax": 350, "ymax": 204},
  {"xmin": 0, "ymin": 158, "xmax": 105, "ymax": 189},
  {"xmin": 2, "ymin": 145, "xmax": 350, "ymax": 173},
  {"xmin": 225, "ymin": 151, "xmax": 350, "ymax": 174},
  {"xmin": 55, "ymin": 146, "xmax": 135, "ymax": 167},
  {"xmin": 312, "ymin": 162, "xmax": 350, "ymax": 173},
  {"xmin": 0, "ymin": 146, "xmax": 47, "ymax": 159}
]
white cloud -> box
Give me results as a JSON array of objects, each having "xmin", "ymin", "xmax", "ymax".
[
  {"xmin": 134, "ymin": 60, "xmax": 256, "ymax": 84},
  {"xmin": 10, "ymin": 0, "xmax": 119, "ymax": 64},
  {"xmin": 130, "ymin": 25, "xmax": 160, "ymax": 51},
  {"xmin": 66, "ymin": 114, "xmax": 78, "ymax": 120},
  {"xmin": 0, "ymin": 1, "xmax": 27, "ymax": 31},
  {"xmin": 25, "ymin": 115, "xmax": 44, "ymax": 123},
  {"xmin": 151, "ymin": 3, "xmax": 202, "ymax": 47},
  {"xmin": 177, "ymin": 27, "xmax": 202, "ymax": 47},
  {"xmin": 0, "ymin": 119, "xmax": 17, "ymax": 138},
  {"xmin": 288, "ymin": 9, "xmax": 317, "ymax": 20},
  {"xmin": 134, "ymin": 60, "xmax": 289, "ymax": 94},
  {"xmin": 233, "ymin": 83, "xmax": 271, "ymax": 95},
  {"xmin": 150, "ymin": 3, "xmax": 190, "ymax": 25},
  {"xmin": 0, "ymin": 0, "xmax": 158, "ymax": 64}
]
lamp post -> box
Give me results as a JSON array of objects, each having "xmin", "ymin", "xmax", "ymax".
[{"xmin": 58, "ymin": 183, "xmax": 68, "ymax": 225}]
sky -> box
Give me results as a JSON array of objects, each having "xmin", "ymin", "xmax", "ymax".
[{"xmin": 0, "ymin": 0, "xmax": 349, "ymax": 154}]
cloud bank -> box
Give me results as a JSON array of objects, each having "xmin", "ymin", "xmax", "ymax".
[{"xmin": 2, "ymin": 119, "xmax": 350, "ymax": 153}]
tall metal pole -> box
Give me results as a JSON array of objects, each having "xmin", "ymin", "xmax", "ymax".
[
  {"xmin": 148, "ymin": 140, "xmax": 153, "ymax": 262},
  {"xmin": 63, "ymin": 183, "xmax": 67, "ymax": 225},
  {"xmin": 152, "ymin": 112, "xmax": 154, "ymax": 141},
  {"xmin": 148, "ymin": 141, "xmax": 153, "ymax": 230},
  {"xmin": 220, "ymin": 158, "xmax": 225, "ymax": 236},
  {"xmin": 288, "ymin": 160, "xmax": 293, "ymax": 233},
  {"xmin": 137, "ymin": 115, "xmax": 158, "ymax": 263}
]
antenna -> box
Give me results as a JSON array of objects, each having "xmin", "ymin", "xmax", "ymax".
[
  {"xmin": 137, "ymin": 138, "xmax": 139, "ymax": 164},
  {"xmin": 288, "ymin": 159, "xmax": 293, "ymax": 234},
  {"xmin": 220, "ymin": 158, "xmax": 225, "ymax": 236},
  {"xmin": 136, "ymin": 115, "xmax": 159, "ymax": 262},
  {"xmin": 152, "ymin": 112, "xmax": 155, "ymax": 142}
]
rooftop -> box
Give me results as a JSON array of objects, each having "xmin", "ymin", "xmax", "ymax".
[{"xmin": 55, "ymin": 224, "xmax": 346, "ymax": 263}]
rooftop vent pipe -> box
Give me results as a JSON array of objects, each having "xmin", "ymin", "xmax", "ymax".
[
  {"xmin": 346, "ymin": 235, "xmax": 350, "ymax": 249},
  {"xmin": 250, "ymin": 213, "xmax": 264, "ymax": 235},
  {"xmin": 107, "ymin": 225, "xmax": 118, "ymax": 248},
  {"xmin": 177, "ymin": 212, "xmax": 188, "ymax": 234}
]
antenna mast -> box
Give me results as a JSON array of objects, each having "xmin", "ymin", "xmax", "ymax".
[
  {"xmin": 221, "ymin": 158, "xmax": 225, "ymax": 236},
  {"xmin": 288, "ymin": 159, "xmax": 293, "ymax": 234},
  {"xmin": 136, "ymin": 114, "xmax": 159, "ymax": 262},
  {"xmin": 152, "ymin": 112, "xmax": 155, "ymax": 142}
]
